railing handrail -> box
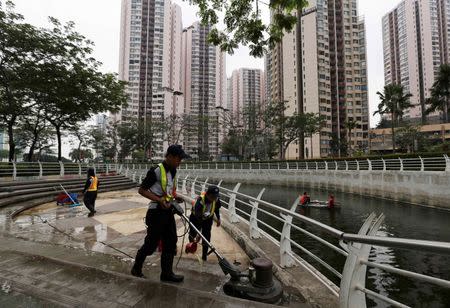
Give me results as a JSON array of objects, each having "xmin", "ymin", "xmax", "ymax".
[{"xmin": 120, "ymin": 167, "xmax": 450, "ymax": 308}]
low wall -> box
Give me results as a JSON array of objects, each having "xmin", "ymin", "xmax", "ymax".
[{"xmin": 179, "ymin": 169, "xmax": 450, "ymax": 209}]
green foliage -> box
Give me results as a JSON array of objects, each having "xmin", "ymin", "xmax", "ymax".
[
  {"xmin": 426, "ymin": 64, "xmax": 450, "ymax": 123},
  {"xmin": 375, "ymin": 84, "xmax": 413, "ymax": 152},
  {"xmin": 0, "ymin": 2, "xmax": 128, "ymax": 161},
  {"xmin": 395, "ymin": 124, "xmax": 427, "ymax": 153},
  {"xmin": 197, "ymin": 0, "xmax": 308, "ymax": 57},
  {"xmin": 69, "ymin": 148, "xmax": 92, "ymax": 163}
]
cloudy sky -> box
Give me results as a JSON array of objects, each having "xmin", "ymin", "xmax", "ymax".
[{"xmin": 11, "ymin": 0, "xmax": 401, "ymax": 128}]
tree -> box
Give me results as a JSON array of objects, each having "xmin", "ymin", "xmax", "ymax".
[
  {"xmin": 201, "ymin": 0, "xmax": 308, "ymax": 57},
  {"xmin": 330, "ymin": 132, "xmax": 347, "ymax": 157},
  {"xmin": 344, "ymin": 120, "xmax": 359, "ymax": 156},
  {"xmin": 304, "ymin": 113, "xmax": 326, "ymax": 159},
  {"xmin": 30, "ymin": 18, "xmax": 127, "ymax": 161},
  {"xmin": 374, "ymin": 84, "xmax": 413, "ymax": 152},
  {"xmin": 69, "ymin": 148, "xmax": 92, "ymax": 163},
  {"xmin": 426, "ymin": 64, "xmax": 450, "ymax": 123},
  {"xmin": 0, "ymin": 1, "xmax": 46, "ymax": 161},
  {"xmin": 395, "ymin": 124, "xmax": 423, "ymax": 153}
]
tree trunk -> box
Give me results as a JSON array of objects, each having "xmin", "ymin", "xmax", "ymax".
[
  {"xmin": 27, "ymin": 140, "xmax": 37, "ymax": 162},
  {"xmin": 310, "ymin": 136, "xmax": 313, "ymax": 159},
  {"xmin": 348, "ymin": 129, "xmax": 352, "ymax": 156},
  {"xmin": 7, "ymin": 120, "xmax": 16, "ymax": 162},
  {"xmin": 56, "ymin": 126, "xmax": 62, "ymax": 161},
  {"xmin": 391, "ymin": 112, "xmax": 396, "ymax": 153},
  {"xmin": 445, "ymin": 97, "xmax": 449, "ymax": 123}
]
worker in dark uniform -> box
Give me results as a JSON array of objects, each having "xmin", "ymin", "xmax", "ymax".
[
  {"xmin": 131, "ymin": 145, "xmax": 189, "ymax": 282},
  {"xmin": 188, "ymin": 185, "xmax": 222, "ymax": 261},
  {"xmin": 83, "ymin": 168, "xmax": 99, "ymax": 217}
]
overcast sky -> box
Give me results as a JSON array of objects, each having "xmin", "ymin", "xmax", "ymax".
[{"xmin": 11, "ymin": 0, "xmax": 401, "ymax": 129}]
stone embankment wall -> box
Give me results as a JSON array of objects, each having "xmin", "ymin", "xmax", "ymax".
[{"xmin": 179, "ymin": 169, "xmax": 450, "ymax": 209}]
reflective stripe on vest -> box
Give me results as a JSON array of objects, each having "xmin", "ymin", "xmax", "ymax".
[
  {"xmin": 158, "ymin": 163, "xmax": 176, "ymax": 201},
  {"xmin": 200, "ymin": 193, "xmax": 216, "ymax": 219},
  {"xmin": 87, "ymin": 176, "xmax": 98, "ymax": 191}
]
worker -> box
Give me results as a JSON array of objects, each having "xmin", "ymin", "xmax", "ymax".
[
  {"xmin": 131, "ymin": 145, "xmax": 190, "ymax": 282},
  {"xmin": 188, "ymin": 185, "xmax": 222, "ymax": 261},
  {"xmin": 299, "ymin": 192, "xmax": 311, "ymax": 206},
  {"xmin": 83, "ymin": 168, "xmax": 99, "ymax": 217},
  {"xmin": 327, "ymin": 193, "xmax": 335, "ymax": 209}
]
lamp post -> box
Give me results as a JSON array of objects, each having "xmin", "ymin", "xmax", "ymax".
[{"xmin": 144, "ymin": 87, "xmax": 183, "ymax": 161}]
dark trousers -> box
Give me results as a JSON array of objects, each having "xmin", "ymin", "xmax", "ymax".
[
  {"xmin": 188, "ymin": 214, "xmax": 213, "ymax": 258},
  {"xmin": 83, "ymin": 191, "xmax": 97, "ymax": 213},
  {"xmin": 133, "ymin": 208, "xmax": 178, "ymax": 275}
]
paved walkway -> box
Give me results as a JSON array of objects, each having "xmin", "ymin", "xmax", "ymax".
[{"xmin": 0, "ymin": 189, "xmax": 308, "ymax": 307}]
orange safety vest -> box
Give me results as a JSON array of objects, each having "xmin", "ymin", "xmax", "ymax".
[{"xmin": 87, "ymin": 176, "xmax": 98, "ymax": 191}]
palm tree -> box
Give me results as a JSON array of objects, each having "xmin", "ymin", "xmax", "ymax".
[
  {"xmin": 374, "ymin": 84, "xmax": 413, "ymax": 152},
  {"xmin": 426, "ymin": 64, "xmax": 450, "ymax": 123},
  {"xmin": 344, "ymin": 120, "xmax": 358, "ymax": 156}
]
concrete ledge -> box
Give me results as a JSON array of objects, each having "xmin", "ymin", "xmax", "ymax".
[
  {"xmin": 219, "ymin": 211, "xmax": 338, "ymax": 308},
  {"xmin": 179, "ymin": 169, "xmax": 450, "ymax": 210}
]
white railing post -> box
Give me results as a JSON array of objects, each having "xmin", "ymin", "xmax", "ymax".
[
  {"xmin": 286, "ymin": 162, "xmax": 289, "ymax": 170},
  {"xmin": 315, "ymin": 161, "xmax": 318, "ymax": 170},
  {"xmin": 132, "ymin": 172, "xmax": 136, "ymax": 182},
  {"xmin": 344, "ymin": 160, "xmax": 348, "ymax": 171},
  {"xmin": 296, "ymin": 162, "xmax": 299, "ymax": 170},
  {"xmin": 280, "ymin": 213, "xmax": 295, "ymax": 268},
  {"xmin": 356, "ymin": 160, "xmax": 360, "ymax": 171},
  {"xmin": 132, "ymin": 163, "xmax": 135, "ymax": 170},
  {"xmin": 217, "ymin": 180, "xmax": 223, "ymax": 187},
  {"xmin": 191, "ymin": 177, "xmax": 198, "ymax": 199},
  {"xmin": 259, "ymin": 162, "xmax": 261, "ymax": 170},
  {"xmin": 59, "ymin": 161, "xmax": 65, "ymax": 177},
  {"xmin": 38, "ymin": 161, "xmax": 43, "ymax": 179},
  {"xmin": 125, "ymin": 166, "xmax": 129, "ymax": 177},
  {"xmin": 367, "ymin": 159, "xmax": 372, "ymax": 171},
  {"xmin": 139, "ymin": 173, "xmax": 143, "ymax": 184},
  {"xmin": 201, "ymin": 178, "xmax": 209, "ymax": 193},
  {"xmin": 339, "ymin": 213, "xmax": 385, "ymax": 308},
  {"xmin": 324, "ymin": 161, "xmax": 328, "ymax": 170},
  {"xmin": 306, "ymin": 162, "xmax": 309, "ymax": 170},
  {"xmin": 228, "ymin": 183, "xmax": 241, "ymax": 223},
  {"xmin": 419, "ymin": 156, "xmax": 424, "ymax": 171},
  {"xmin": 444, "ymin": 154, "xmax": 450, "ymax": 172},
  {"xmin": 381, "ymin": 158, "xmax": 386, "ymax": 171},
  {"xmin": 399, "ymin": 157, "xmax": 404, "ymax": 171},
  {"xmin": 12, "ymin": 161, "xmax": 17, "ymax": 180},
  {"xmin": 216, "ymin": 163, "xmax": 218, "ymax": 170},
  {"xmin": 249, "ymin": 188, "xmax": 265, "ymax": 239},
  {"xmin": 78, "ymin": 163, "xmax": 82, "ymax": 177},
  {"xmin": 106, "ymin": 164, "xmax": 109, "ymax": 175},
  {"xmin": 181, "ymin": 175, "xmax": 188, "ymax": 194}
]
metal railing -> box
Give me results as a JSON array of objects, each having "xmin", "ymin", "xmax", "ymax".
[
  {"xmin": 0, "ymin": 162, "xmax": 120, "ymax": 180},
  {"xmin": 121, "ymin": 169, "xmax": 450, "ymax": 308},
  {"xmin": 176, "ymin": 155, "xmax": 450, "ymax": 172}
]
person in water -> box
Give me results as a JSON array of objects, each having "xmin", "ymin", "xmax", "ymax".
[
  {"xmin": 327, "ymin": 194, "xmax": 335, "ymax": 209},
  {"xmin": 299, "ymin": 192, "xmax": 311, "ymax": 206}
]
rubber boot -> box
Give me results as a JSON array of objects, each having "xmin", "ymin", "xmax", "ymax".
[
  {"xmin": 160, "ymin": 253, "xmax": 184, "ymax": 283},
  {"xmin": 131, "ymin": 250, "xmax": 146, "ymax": 278},
  {"xmin": 202, "ymin": 245, "xmax": 208, "ymax": 261}
]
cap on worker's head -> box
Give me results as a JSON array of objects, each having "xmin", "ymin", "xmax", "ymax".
[
  {"xmin": 206, "ymin": 185, "xmax": 219, "ymax": 197},
  {"xmin": 166, "ymin": 144, "xmax": 190, "ymax": 159}
]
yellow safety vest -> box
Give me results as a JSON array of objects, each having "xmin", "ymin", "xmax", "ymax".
[
  {"xmin": 87, "ymin": 176, "xmax": 98, "ymax": 191},
  {"xmin": 200, "ymin": 193, "xmax": 216, "ymax": 219},
  {"xmin": 159, "ymin": 163, "xmax": 177, "ymax": 202}
]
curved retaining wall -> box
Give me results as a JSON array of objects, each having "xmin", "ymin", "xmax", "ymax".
[{"xmin": 179, "ymin": 169, "xmax": 450, "ymax": 210}]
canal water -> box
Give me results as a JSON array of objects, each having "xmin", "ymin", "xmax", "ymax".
[{"xmin": 220, "ymin": 182, "xmax": 450, "ymax": 307}]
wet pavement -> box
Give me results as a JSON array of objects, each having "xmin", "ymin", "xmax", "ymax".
[{"xmin": 0, "ymin": 189, "xmax": 285, "ymax": 307}]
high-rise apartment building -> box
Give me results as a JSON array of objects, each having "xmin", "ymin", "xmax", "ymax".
[
  {"xmin": 228, "ymin": 68, "xmax": 266, "ymax": 126},
  {"xmin": 181, "ymin": 22, "xmax": 226, "ymax": 160},
  {"xmin": 383, "ymin": 0, "xmax": 450, "ymax": 123},
  {"xmin": 118, "ymin": 0, "xmax": 183, "ymax": 158},
  {"xmin": 267, "ymin": 0, "xmax": 369, "ymax": 158}
]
